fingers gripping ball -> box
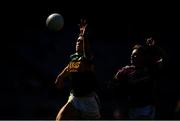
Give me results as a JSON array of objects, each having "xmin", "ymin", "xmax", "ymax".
[{"xmin": 46, "ymin": 13, "xmax": 64, "ymax": 31}]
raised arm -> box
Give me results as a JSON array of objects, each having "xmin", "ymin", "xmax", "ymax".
[{"xmin": 77, "ymin": 19, "xmax": 93, "ymax": 60}]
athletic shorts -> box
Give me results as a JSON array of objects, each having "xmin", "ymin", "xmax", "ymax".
[{"xmin": 68, "ymin": 92, "xmax": 101, "ymax": 119}]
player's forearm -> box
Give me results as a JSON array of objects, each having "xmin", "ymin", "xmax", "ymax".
[{"xmin": 55, "ymin": 65, "xmax": 69, "ymax": 84}]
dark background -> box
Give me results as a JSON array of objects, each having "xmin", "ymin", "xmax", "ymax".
[{"xmin": 0, "ymin": 1, "xmax": 180, "ymax": 119}]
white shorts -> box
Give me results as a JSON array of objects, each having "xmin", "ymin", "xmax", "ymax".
[{"xmin": 68, "ymin": 92, "xmax": 101, "ymax": 119}]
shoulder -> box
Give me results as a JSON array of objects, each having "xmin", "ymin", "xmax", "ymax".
[
  {"xmin": 70, "ymin": 53, "xmax": 80, "ymax": 61},
  {"xmin": 118, "ymin": 65, "xmax": 135, "ymax": 73},
  {"xmin": 114, "ymin": 65, "xmax": 134, "ymax": 79},
  {"xmin": 69, "ymin": 53, "xmax": 94, "ymax": 63},
  {"xmin": 70, "ymin": 53, "xmax": 78, "ymax": 58}
]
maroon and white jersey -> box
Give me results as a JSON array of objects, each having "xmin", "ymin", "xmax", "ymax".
[{"xmin": 111, "ymin": 65, "xmax": 155, "ymax": 108}]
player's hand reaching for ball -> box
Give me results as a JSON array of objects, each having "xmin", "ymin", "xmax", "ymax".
[{"xmin": 79, "ymin": 19, "xmax": 87, "ymax": 36}]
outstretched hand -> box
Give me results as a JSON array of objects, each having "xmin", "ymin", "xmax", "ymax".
[{"xmin": 79, "ymin": 19, "xmax": 88, "ymax": 36}]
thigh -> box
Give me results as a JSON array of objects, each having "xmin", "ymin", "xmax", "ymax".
[{"xmin": 56, "ymin": 101, "xmax": 81, "ymax": 121}]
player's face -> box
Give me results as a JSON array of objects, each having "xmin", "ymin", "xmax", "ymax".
[
  {"xmin": 76, "ymin": 36, "xmax": 83, "ymax": 53},
  {"xmin": 131, "ymin": 49, "xmax": 144, "ymax": 67}
]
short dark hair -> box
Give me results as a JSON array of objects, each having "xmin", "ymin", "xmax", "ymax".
[{"xmin": 132, "ymin": 44, "xmax": 147, "ymax": 56}]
